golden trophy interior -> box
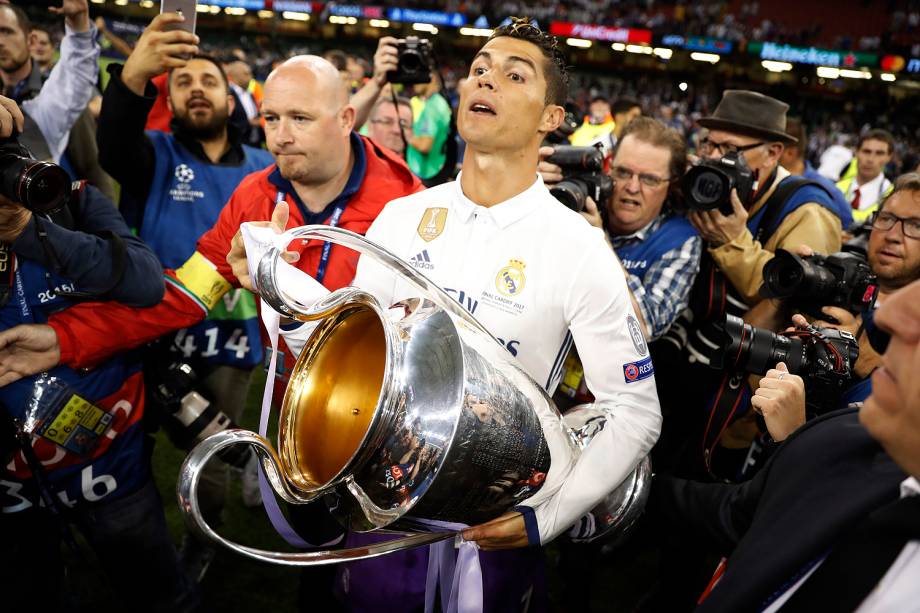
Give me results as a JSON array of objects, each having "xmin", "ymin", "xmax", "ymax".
[{"xmin": 280, "ymin": 306, "xmax": 387, "ymax": 491}]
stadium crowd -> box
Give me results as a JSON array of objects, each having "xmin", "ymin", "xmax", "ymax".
[{"xmin": 1, "ymin": 1, "xmax": 919, "ymax": 612}]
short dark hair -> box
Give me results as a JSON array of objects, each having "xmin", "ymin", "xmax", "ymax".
[
  {"xmin": 785, "ymin": 117, "xmax": 807, "ymax": 158},
  {"xmin": 488, "ymin": 17, "xmax": 568, "ymax": 107},
  {"xmin": 2, "ymin": 4, "xmax": 30, "ymax": 34},
  {"xmin": 858, "ymin": 128, "xmax": 895, "ymax": 155},
  {"xmin": 878, "ymin": 172, "xmax": 920, "ymax": 213},
  {"xmin": 167, "ymin": 54, "xmax": 230, "ymax": 93},
  {"xmin": 618, "ymin": 116, "xmax": 688, "ymax": 182},
  {"xmin": 612, "ymin": 97, "xmax": 641, "ymax": 116},
  {"xmin": 590, "ymin": 95, "xmax": 609, "ymax": 106},
  {"xmin": 323, "ymin": 49, "xmax": 348, "ymax": 72}
]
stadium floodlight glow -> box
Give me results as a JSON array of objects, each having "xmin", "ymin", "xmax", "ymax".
[
  {"xmin": 196, "ymin": 4, "xmax": 211, "ymax": 12},
  {"xmin": 139, "ymin": 0, "xmax": 154, "ymax": 7},
  {"xmin": 678, "ymin": 82, "xmax": 688, "ymax": 91},
  {"xmin": 881, "ymin": 72, "xmax": 897, "ymax": 82},
  {"xmin": 611, "ymin": 42, "xmax": 626, "ymax": 52},
  {"xmin": 459, "ymin": 27, "xmax": 493, "ymax": 37},
  {"xmin": 626, "ymin": 44, "xmax": 652, "ymax": 55},
  {"xmin": 284, "ymin": 11, "xmax": 311, "ymax": 21},
  {"xmin": 816, "ymin": 66, "xmax": 840, "ymax": 79},
  {"xmin": 653, "ymin": 47, "xmax": 673, "ymax": 59},
  {"xmin": 224, "ymin": 7, "xmax": 246, "ymax": 15},
  {"xmin": 762, "ymin": 60, "xmax": 793, "ymax": 72},
  {"xmin": 90, "ymin": 0, "xmax": 104, "ymax": 4},
  {"xmin": 209, "ymin": 5, "xmax": 221, "ymax": 14},
  {"xmin": 413, "ymin": 23, "xmax": 439, "ymax": 34},
  {"xmin": 113, "ymin": 0, "xmax": 127, "ymax": 5},
  {"xmin": 257, "ymin": 10, "xmax": 273, "ymax": 18},
  {"xmin": 369, "ymin": 19, "xmax": 390, "ymax": 28},
  {"xmin": 329, "ymin": 15, "xmax": 356, "ymax": 24},
  {"xmin": 690, "ymin": 52, "xmax": 720, "ymax": 64},
  {"xmin": 839, "ymin": 69, "xmax": 872, "ymax": 79},
  {"xmin": 566, "ymin": 38, "xmax": 592, "ymax": 48}
]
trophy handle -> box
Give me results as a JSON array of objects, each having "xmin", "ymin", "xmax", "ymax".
[
  {"xmin": 177, "ymin": 429, "xmax": 455, "ymax": 566},
  {"xmin": 255, "ymin": 225, "xmax": 500, "ymax": 344}
]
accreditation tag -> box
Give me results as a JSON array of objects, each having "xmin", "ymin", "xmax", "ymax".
[
  {"xmin": 175, "ymin": 251, "xmax": 233, "ymax": 311},
  {"xmin": 23, "ymin": 376, "xmax": 112, "ymax": 457}
]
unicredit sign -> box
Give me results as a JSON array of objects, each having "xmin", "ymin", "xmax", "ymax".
[{"xmin": 549, "ymin": 22, "xmax": 652, "ymax": 44}]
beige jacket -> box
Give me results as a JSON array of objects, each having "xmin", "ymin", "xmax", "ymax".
[{"xmin": 709, "ymin": 166, "xmax": 843, "ymax": 305}]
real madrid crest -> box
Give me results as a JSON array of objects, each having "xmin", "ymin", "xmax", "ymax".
[
  {"xmin": 495, "ymin": 258, "xmax": 526, "ymax": 297},
  {"xmin": 417, "ymin": 208, "xmax": 448, "ymax": 242}
]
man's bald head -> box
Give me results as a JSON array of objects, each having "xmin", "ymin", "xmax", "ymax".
[
  {"xmin": 265, "ymin": 55, "xmax": 349, "ymax": 109},
  {"xmin": 261, "ymin": 55, "xmax": 357, "ymax": 188}
]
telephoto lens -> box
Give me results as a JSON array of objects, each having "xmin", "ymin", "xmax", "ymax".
[{"xmin": 713, "ymin": 314, "xmax": 806, "ymax": 375}]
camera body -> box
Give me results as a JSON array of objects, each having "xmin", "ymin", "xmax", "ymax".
[
  {"xmin": 0, "ymin": 137, "xmax": 73, "ymax": 213},
  {"xmin": 547, "ymin": 145, "xmax": 614, "ymax": 213},
  {"xmin": 149, "ymin": 361, "xmax": 250, "ymax": 468},
  {"xmin": 760, "ymin": 249, "xmax": 878, "ymax": 319},
  {"xmin": 545, "ymin": 111, "xmax": 578, "ymax": 145},
  {"xmin": 387, "ymin": 37, "xmax": 433, "ymax": 85},
  {"xmin": 681, "ymin": 151, "xmax": 755, "ymax": 215},
  {"xmin": 713, "ymin": 314, "xmax": 859, "ymax": 413}
]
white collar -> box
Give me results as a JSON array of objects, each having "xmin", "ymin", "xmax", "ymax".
[
  {"xmin": 901, "ymin": 477, "xmax": 920, "ymax": 499},
  {"xmin": 450, "ymin": 172, "xmax": 550, "ymax": 229},
  {"xmin": 854, "ymin": 172, "xmax": 888, "ymax": 195}
]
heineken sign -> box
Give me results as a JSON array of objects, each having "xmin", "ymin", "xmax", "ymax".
[{"xmin": 748, "ymin": 41, "xmax": 877, "ymax": 68}]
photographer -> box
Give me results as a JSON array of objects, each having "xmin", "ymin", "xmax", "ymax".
[
  {"xmin": 366, "ymin": 96, "xmax": 414, "ymax": 157},
  {"xmin": 574, "ymin": 116, "xmax": 701, "ymax": 341},
  {"xmin": 752, "ymin": 172, "xmax": 920, "ymax": 442},
  {"xmin": 0, "ymin": 98, "xmax": 193, "ymax": 611},
  {"xmin": 407, "ymin": 70, "xmax": 452, "ymax": 182}
]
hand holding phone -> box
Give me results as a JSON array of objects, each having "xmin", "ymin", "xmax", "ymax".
[
  {"xmin": 120, "ymin": 12, "xmax": 200, "ymax": 97},
  {"xmin": 160, "ymin": 0, "xmax": 198, "ymax": 34}
]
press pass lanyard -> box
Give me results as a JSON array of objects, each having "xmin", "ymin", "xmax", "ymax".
[{"xmin": 275, "ymin": 190, "xmax": 346, "ymax": 285}]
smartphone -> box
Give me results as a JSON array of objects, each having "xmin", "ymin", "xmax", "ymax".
[{"xmin": 160, "ymin": 0, "xmax": 198, "ymax": 35}]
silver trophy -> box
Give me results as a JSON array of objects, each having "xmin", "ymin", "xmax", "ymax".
[{"xmin": 177, "ymin": 226, "xmax": 650, "ymax": 565}]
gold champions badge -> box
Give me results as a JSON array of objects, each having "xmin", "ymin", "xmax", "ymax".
[
  {"xmin": 417, "ymin": 208, "xmax": 448, "ymax": 242},
  {"xmin": 495, "ymin": 258, "xmax": 526, "ymax": 297}
]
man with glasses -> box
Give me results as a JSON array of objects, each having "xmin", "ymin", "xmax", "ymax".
[
  {"xmin": 366, "ymin": 95, "xmax": 414, "ymax": 156},
  {"xmin": 579, "ymin": 116, "xmax": 701, "ymax": 340}
]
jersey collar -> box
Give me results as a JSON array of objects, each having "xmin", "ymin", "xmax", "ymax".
[{"xmin": 450, "ymin": 172, "xmax": 548, "ymax": 229}]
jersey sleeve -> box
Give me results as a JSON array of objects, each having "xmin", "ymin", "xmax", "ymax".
[{"xmin": 517, "ymin": 230, "xmax": 663, "ymax": 544}]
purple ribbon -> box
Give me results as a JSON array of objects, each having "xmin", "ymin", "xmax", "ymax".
[
  {"xmin": 255, "ymin": 305, "xmax": 314, "ymax": 548},
  {"xmin": 420, "ymin": 520, "xmax": 483, "ymax": 613}
]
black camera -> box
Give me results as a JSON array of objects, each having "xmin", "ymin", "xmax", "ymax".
[
  {"xmin": 149, "ymin": 361, "xmax": 250, "ymax": 468},
  {"xmin": 681, "ymin": 151, "xmax": 755, "ymax": 215},
  {"xmin": 760, "ymin": 249, "xmax": 878, "ymax": 319},
  {"xmin": 387, "ymin": 36, "xmax": 433, "ymax": 85},
  {"xmin": 712, "ymin": 314, "xmax": 859, "ymax": 413},
  {"xmin": 546, "ymin": 145, "xmax": 614, "ymax": 213},
  {"xmin": 0, "ymin": 137, "xmax": 73, "ymax": 213}
]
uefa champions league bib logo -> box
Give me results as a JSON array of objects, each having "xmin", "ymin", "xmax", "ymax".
[{"xmin": 170, "ymin": 164, "xmax": 205, "ymax": 203}]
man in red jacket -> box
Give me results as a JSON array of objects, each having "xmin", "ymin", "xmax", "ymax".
[{"xmin": 0, "ymin": 54, "xmax": 421, "ymax": 388}]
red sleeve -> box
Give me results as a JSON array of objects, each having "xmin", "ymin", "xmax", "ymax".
[
  {"xmin": 48, "ymin": 270, "xmax": 207, "ymax": 368},
  {"xmin": 49, "ymin": 184, "xmax": 259, "ymax": 368}
]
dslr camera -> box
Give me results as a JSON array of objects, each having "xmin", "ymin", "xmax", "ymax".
[
  {"xmin": 544, "ymin": 111, "xmax": 578, "ymax": 145},
  {"xmin": 760, "ymin": 248, "xmax": 878, "ymax": 319},
  {"xmin": 681, "ymin": 151, "xmax": 755, "ymax": 215},
  {"xmin": 546, "ymin": 145, "xmax": 614, "ymax": 213},
  {"xmin": 149, "ymin": 361, "xmax": 251, "ymax": 468},
  {"xmin": 387, "ymin": 36, "xmax": 433, "ymax": 85},
  {"xmin": 0, "ymin": 136, "xmax": 73, "ymax": 213},
  {"xmin": 712, "ymin": 314, "xmax": 859, "ymax": 413}
]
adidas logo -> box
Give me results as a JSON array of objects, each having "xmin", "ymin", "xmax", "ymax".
[{"xmin": 410, "ymin": 249, "xmax": 435, "ymax": 270}]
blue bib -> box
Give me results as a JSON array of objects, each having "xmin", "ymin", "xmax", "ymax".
[
  {"xmin": 615, "ymin": 214, "xmax": 698, "ymax": 282},
  {"xmin": 143, "ymin": 133, "xmax": 273, "ymax": 368}
]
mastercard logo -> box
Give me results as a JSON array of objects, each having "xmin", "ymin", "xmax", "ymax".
[{"xmin": 881, "ymin": 55, "xmax": 906, "ymax": 72}]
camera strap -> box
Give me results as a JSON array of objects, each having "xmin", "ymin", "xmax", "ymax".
[
  {"xmin": 700, "ymin": 370, "xmax": 752, "ymax": 482},
  {"xmin": 0, "ymin": 243, "xmax": 14, "ymax": 308}
]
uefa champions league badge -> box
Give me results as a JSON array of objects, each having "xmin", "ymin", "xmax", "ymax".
[{"xmin": 623, "ymin": 356, "xmax": 654, "ymax": 383}]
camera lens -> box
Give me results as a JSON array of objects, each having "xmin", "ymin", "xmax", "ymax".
[
  {"xmin": 0, "ymin": 153, "xmax": 71, "ymax": 213},
  {"xmin": 550, "ymin": 180, "xmax": 588, "ymax": 212},
  {"xmin": 717, "ymin": 315, "xmax": 806, "ymax": 375},
  {"xmin": 683, "ymin": 166, "xmax": 729, "ymax": 211},
  {"xmin": 400, "ymin": 50, "xmax": 423, "ymax": 72},
  {"xmin": 762, "ymin": 251, "xmax": 840, "ymax": 303}
]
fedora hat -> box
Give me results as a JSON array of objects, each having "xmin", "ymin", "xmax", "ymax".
[{"xmin": 698, "ymin": 90, "xmax": 797, "ymax": 144}]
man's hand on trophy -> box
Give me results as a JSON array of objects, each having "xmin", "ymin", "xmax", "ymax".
[
  {"xmin": 461, "ymin": 511, "xmax": 528, "ymax": 550},
  {"xmin": 228, "ymin": 201, "xmax": 299, "ymax": 291},
  {"xmin": 0, "ymin": 324, "xmax": 61, "ymax": 386}
]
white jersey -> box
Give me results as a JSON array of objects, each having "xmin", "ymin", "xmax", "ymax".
[{"xmin": 281, "ymin": 174, "xmax": 661, "ymax": 543}]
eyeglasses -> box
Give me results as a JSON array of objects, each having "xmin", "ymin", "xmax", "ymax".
[
  {"xmin": 873, "ymin": 211, "xmax": 920, "ymax": 239},
  {"xmin": 370, "ymin": 118, "xmax": 411, "ymax": 129},
  {"xmin": 611, "ymin": 165, "xmax": 671, "ymax": 189},
  {"xmin": 698, "ymin": 138, "xmax": 765, "ymax": 157}
]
